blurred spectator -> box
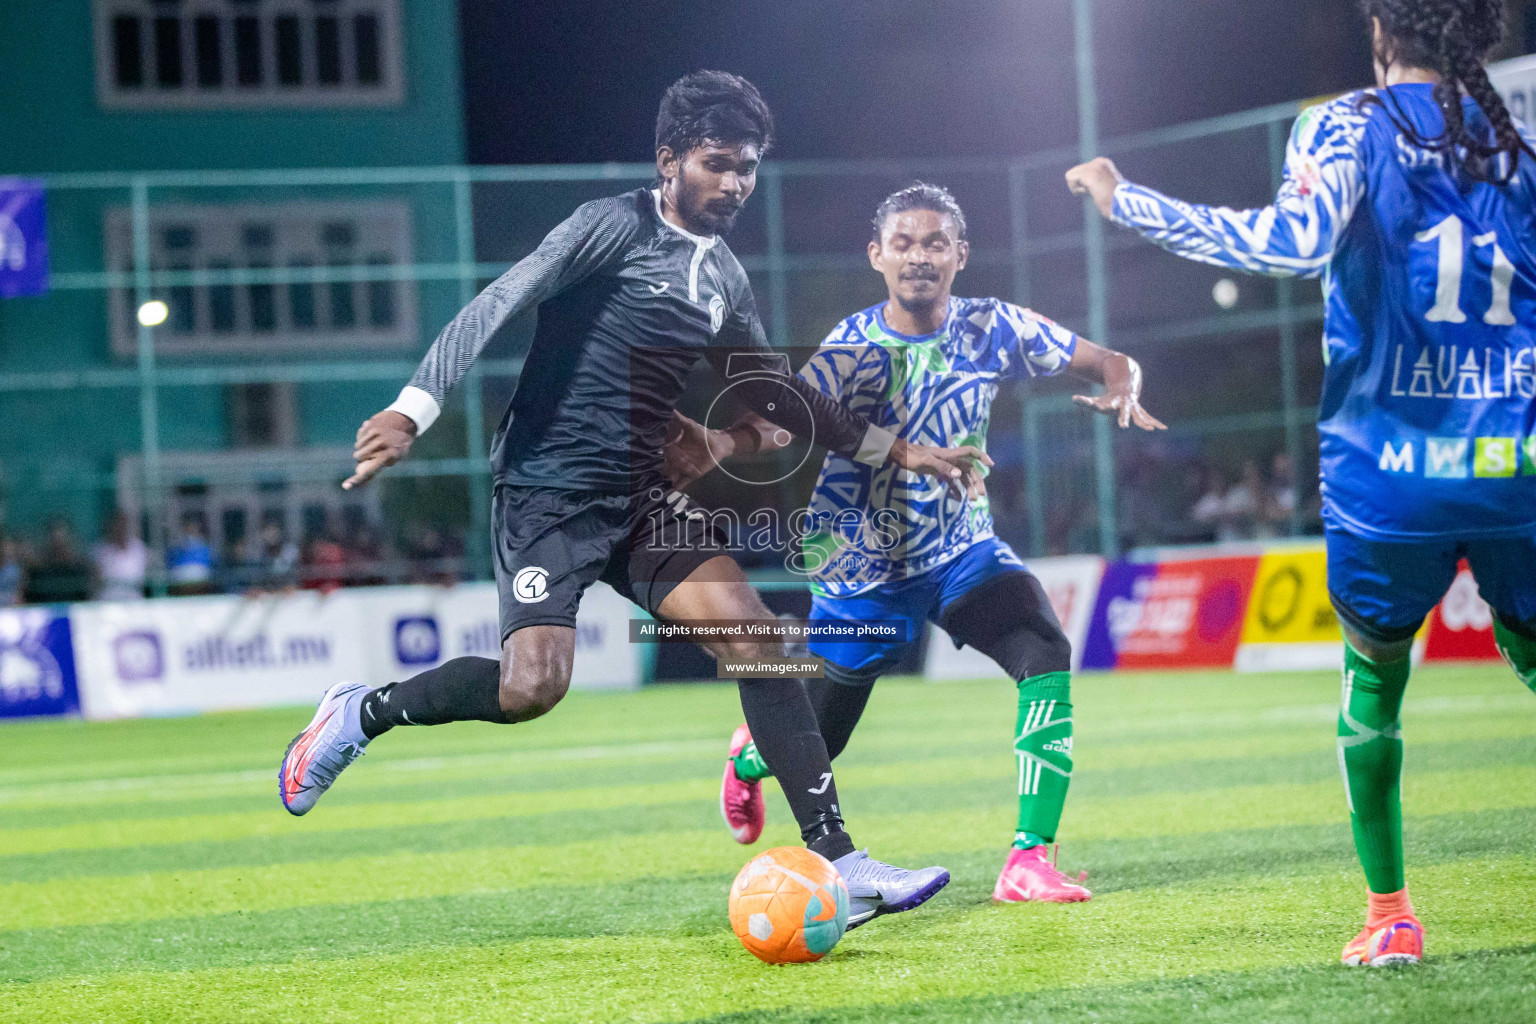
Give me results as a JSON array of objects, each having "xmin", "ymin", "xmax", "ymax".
[
  {"xmin": 23, "ymin": 517, "xmax": 93, "ymax": 603},
  {"xmin": 167, "ymin": 513, "xmax": 216, "ymax": 595},
  {"xmin": 1263, "ymin": 451, "xmax": 1299, "ymax": 533},
  {"xmin": 222, "ymin": 535, "xmax": 261, "ymax": 594},
  {"xmin": 1117, "ymin": 459, "xmax": 1167, "ymax": 551},
  {"xmin": 93, "ymin": 509, "xmax": 147, "ymax": 601},
  {"xmin": 346, "ymin": 522, "xmax": 388, "ymax": 587},
  {"xmin": 1219, "ymin": 460, "xmax": 1265, "ymax": 542},
  {"xmin": 1161, "ymin": 463, "xmax": 1214, "ymax": 545},
  {"xmin": 1190, "ymin": 468, "xmax": 1227, "ymax": 543},
  {"xmin": 296, "ymin": 508, "xmax": 344, "ymax": 592},
  {"xmin": 0, "ymin": 533, "xmax": 25, "ymax": 606},
  {"xmin": 256, "ymin": 519, "xmax": 301, "ymax": 590},
  {"xmin": 406, "ymin": 523, "xmax": 462, "ymax": 585},
  {"xmin": 303, "ymin": 534, "xmax": 348, "ymax": 593},
  {"xmin": 1067, "ymin": 501, "xmax": 1101, "ymax": 555}
]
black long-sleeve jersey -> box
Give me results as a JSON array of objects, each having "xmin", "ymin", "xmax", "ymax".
[{"xmin": 388, "ymin": 188, "xmax": 893, "ymax": 492}]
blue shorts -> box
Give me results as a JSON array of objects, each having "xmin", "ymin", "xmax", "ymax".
[
  {"xmin": 809, "ymin": 536, "xmax": 1029, "ymax": 677},
  {"xmin": 1325, "ymin": 526, "xmax": 1536, "ymax": 644}
]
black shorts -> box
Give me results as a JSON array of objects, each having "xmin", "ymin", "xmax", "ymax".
[{"xmin": 492, "ymin": 483, "xmax": 728, "ymax": 641}]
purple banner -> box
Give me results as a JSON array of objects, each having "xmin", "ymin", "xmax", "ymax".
[
  {"xmin": 0, "ymin": 178, "xmax": 48, "ymax": 298},
  {"xmin": 1078, "ymin": 561, "xmax": 1159, "ymax": 671},
  {"xmin": 0, "ymin": 608, "xmax": 80, "ymax": 719}
]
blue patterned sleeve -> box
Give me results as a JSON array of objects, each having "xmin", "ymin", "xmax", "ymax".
[
  {"xmin": 1110, "ymin": 96, "xmax": 1370, "ymax": 279},
  {"xmin": 995, "ymin": 301, "xmax": 1077, "ymax": 380},
  {"xmin": 798, "ymin": 320, "xmax": 886, "ymax": 404}
]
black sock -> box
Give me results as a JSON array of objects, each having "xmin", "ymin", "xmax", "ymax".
[
  {"xmin": 359, "ymin": 656, "xmax": 507, "ymax": 740},
  {"xmin": 805, "ymin": 677, "xmax": 874, "ymax": 761},
  {"xmin": 737, "ymin": 677, "xmax": 856, "ymax": 861}
]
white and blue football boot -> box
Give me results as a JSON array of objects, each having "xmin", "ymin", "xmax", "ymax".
[
  {"xmin": 833, "ymin": 850, "xmax": 950, "ymax": 929},
  {"xmin": 279, "ymin": 681, "xmax": 371, "ymax": 816}
]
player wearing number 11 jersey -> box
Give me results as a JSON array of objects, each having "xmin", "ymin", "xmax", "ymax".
[{"xmin": 1067, "ymin": 0, "xmax": 1536, "ymax": 967}]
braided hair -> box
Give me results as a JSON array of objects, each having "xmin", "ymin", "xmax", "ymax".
[{"xmin": 1361, "ymin": 0, "xmax": 1534, "ymax": 182}]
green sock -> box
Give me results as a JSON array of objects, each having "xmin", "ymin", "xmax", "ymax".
[
  {"xmin": 1493, "ymin": 619, "xmax": 1536, "ymax": 695},
  {"xmin": 1012, "ymin": 671, "xmax": 1074, "ymax": 849},
  {"xmin": 732, "ymin": 741, "xmax": 772, "ymax": 782},
  {"xmin": 1338, "ymin": 641, "xmax": 1410, "ymax": 894},
  {"xmin": 1012, "ymin": 830, "xmax": 1051, "ymax": 850}
]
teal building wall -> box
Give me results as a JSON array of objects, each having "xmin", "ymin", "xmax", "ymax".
[{"xmin": 0, "ymin": 2, "xmax": 466, "ymax": 535}]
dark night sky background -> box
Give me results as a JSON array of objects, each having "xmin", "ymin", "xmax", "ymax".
[{"xmin": 457, "ymin": 0, "xmax": 1372, "ymax": 165}]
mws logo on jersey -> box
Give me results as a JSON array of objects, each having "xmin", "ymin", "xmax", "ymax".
[{"xmin": 1378, "ymin": 436, "xmax": 1536, "ymax": 479}]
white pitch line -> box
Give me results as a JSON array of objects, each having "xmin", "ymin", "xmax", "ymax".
[{"xmin": 0, "ymin": 738, "xmax": 720, "ymax": 807}]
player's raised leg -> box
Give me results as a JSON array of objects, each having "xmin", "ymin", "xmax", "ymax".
[
  {"xmin": 280, "ymin": 485, "xmax": 604, "ymax": 815},
  {"xmin": 937, "ymin": 558, "xmax": 1090, "ymax": 903},
  {"xmin": 281, "ymin": 655, "xmax": 503, "ymax": 816},
  {"xmin": 663, "ymin": 555, "xmax": 949, "ymax": 927},
  {"xmin": 280, "ymin": 626, "xmax": 573, "ymax": 815},
  {"xmin": 278, "ymin": 680, "xmax": 374, "ymax": 816}
]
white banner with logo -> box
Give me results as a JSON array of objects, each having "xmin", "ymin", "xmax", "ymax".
[
  {"xmin": 924, "ymin": 555, "xmax": 1105, "ymax": 679},
  {"xmin": 356, "ymin": 581, "xmax": 640, "ymax": 691},
  {"xmin": 72, "ymin": 590, "xmax": 367, "ymax": 719},
  {"xmin": 71, "ymin": 582, "xmax": 642, "ymax": 720}
]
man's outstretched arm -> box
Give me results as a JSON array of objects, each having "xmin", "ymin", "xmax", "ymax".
[
  {"xmin": 346, "ymin": 200, "xmax": 627, "ymax": 489},
  {"xmin": 1066, "ymin": 337, "xmax": 1165, "ymax": 432},
  {"xmin": 1065, "ymin": 97, "xmax": 1368, "ymax": 279}
]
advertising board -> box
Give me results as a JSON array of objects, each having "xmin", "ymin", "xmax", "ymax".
[
  {"xmin": 0, "ymin": 607, "xmax": 80, "ymax": 718},
  {"xmin": 1080, "ymin": 556, "xmax": 1259, "ymax": 671},
  {"xmin": 71, "ymin": 591, "xmax": 366, "ymax": 719},
  {"xmin": 1233, "ymin": 547, "xmax": 1343, "ymax": 672},
  {"xmin": 1422, "ymin": 562, "xmax": 1500, "ymax": 663},
  {"xmin": 925, "ymin": 555, "xmax": 1104, "ymax": 679}
]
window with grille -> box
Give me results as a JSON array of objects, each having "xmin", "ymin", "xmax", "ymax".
[
  {"xmin": 105, "ymin": 200, "xmax": 417, "ymax": 356},
  {"xmin": 94, "ymin": 0, "xmax": 403, "ymax": 108}
]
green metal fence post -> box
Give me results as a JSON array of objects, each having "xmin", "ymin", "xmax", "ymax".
[
  {"xmin": 762, "ymin": 165, "xmax": 791, "ymax": 347},
  {"xmin": 1022, "ymin": 398, "xmax": 1047, "ymax": 557},
  {"xmin": 1268, "ymin": 117, "xmax": 1305, "ymax": 536},
  {"xmin": 130, "ymin": 178, "xmax": 166, "ymax": 596},
  {"xmin": 454, "ymin": 171, "xmax": 493, "ymax": 578},
  {"xmin": 1073, "ymin": 0, "xmax": 1119, "ymax": 558},
  {"xmin": 1007, "ymin": 161, "xmax": 1032, "ymax": 309},
  {"xmin": 1009, "ymin": 160, "xmax": 1048, "ymax": 556}
]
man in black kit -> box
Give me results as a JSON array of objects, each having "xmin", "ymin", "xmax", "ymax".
[{"xmin": 279, "ymin": 72, "xmax": 983, "ymax": 925}]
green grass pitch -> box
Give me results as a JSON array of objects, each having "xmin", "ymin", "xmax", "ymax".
[{"xmin": 1, "ymin": 664, "xmax": 1532, "ymax": 1023}]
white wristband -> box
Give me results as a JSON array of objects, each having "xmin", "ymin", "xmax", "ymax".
[
  {"xmin": 854, "ymin": 424, "xmax": 897, "ymax": 467},
  {"xmin": 387, "ymin": 385, "xmax": 441, "ymax": 435}
]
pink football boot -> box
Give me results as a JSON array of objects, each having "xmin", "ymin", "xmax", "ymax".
[
  {"xmin": 993, "ymin": 844, "xmax": 1092, "ymax": 903},
  {"xmin": 1342, "ymin": 915, "xmax": 1424, "ymax": 966},
  {"xmin": 720, "ymin": 723, "xmax": 765, "ymax": 844}
]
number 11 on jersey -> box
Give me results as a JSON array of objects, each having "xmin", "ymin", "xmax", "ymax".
[{"xmin": 1416, "ymin": 214, "xmax": 1517, "ymax": 326}]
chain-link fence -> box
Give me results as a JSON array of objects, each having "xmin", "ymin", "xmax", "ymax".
[{"xmin": 4, "ymin": 97, "xmax": 1325, "ymax": 601}]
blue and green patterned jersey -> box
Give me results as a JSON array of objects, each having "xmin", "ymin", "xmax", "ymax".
[
  {"xmin": 1112, "ymin": 86, "xmax": 1536, "ymax": 540},
  {"xmin": 799, "ymin": 296, "xmax": 1077, "ymax": 596}
]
